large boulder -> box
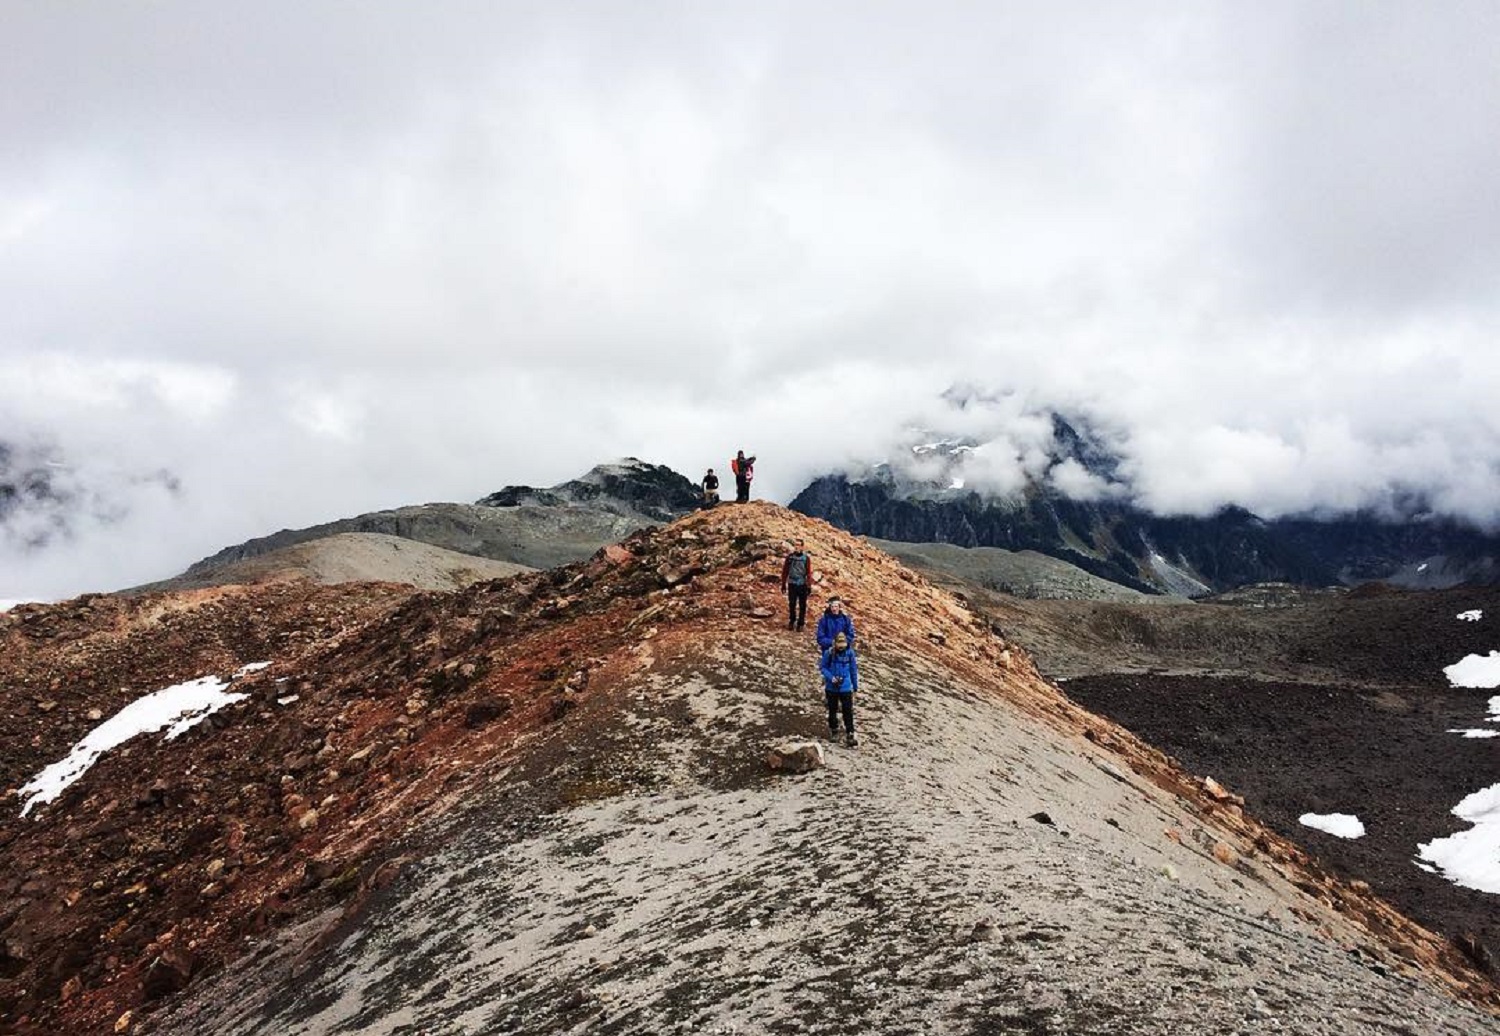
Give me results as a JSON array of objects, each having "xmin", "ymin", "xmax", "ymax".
[{"xmin": 765, "ymin": 742, "xmax": 825, "ymax": 774}]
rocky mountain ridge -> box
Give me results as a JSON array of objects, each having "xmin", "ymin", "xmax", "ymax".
[
  {"xmin": 152, "ymin": 460, "xmax": 698, "ymax": 594},
  {"xmin": 3, "ymin": 505, "xmax": 1498, "ymax": 1034}
]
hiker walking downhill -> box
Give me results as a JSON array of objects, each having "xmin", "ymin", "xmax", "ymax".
[
  {"xmin": 781, "ymin": 538, "xmax": 813, "ymax": 631},
  {"xmin": 701, "ymin": 468, "xmax": 720, "ymax": 509},
  {"xmin": 731, "ymin": 450, "xmax": 756, "ymax": 503},
  {"xmin": 816, "ymin": 596, "xmax": 856, "ymax": 653},
  {"xmin": 821, "ymin": 631, "xmax": 860, "ymax": 747}
]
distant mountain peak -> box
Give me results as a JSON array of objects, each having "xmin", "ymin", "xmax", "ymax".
[{"xmin": 476, "ymin": 458, "xmax": 699, "ymax": 521}]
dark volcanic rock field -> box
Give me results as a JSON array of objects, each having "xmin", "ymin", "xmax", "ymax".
[{"xmin": 1063, "ymin": 585, "xmax": 1500, "ymax": 967}]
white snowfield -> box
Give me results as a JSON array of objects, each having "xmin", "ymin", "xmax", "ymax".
[
  {"xmin": 16, "ymin": 663, "xmax": 269, "ymax": 818},
  {"xmin": 1443, "ymin": 651, "xmax": 1500, "ymax": 689},
  {"xmin": 1299, "ymin": 813, "xmax": 1365, "ymax": 839},
  {"xmin": 1423, "ymin": 679, "xmax": 1500, "ymax": 893},
  {"xmin": 1457, "ymin": 610, "xmax": 1483, "ymax": 622},
  {"xmin": 1418, "ymin": 784, "xmax": 1500, "ymax": 894}
]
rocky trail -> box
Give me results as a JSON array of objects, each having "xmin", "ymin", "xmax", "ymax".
[{"xmin": 3, "ymin": 504, "xmax": 1499, "ymax": 1034}]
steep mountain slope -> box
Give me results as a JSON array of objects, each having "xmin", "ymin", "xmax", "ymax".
[
  {"xmin": 790, "ymin": 418, "xmax": 1500, "ymax": 594},
  {"xmin": 3, "ymin": 506, "xmax": 1497, "ymax": 1035},
  {"xmin": 869, "ymin": 538, "xmax": 1164, "ymax": 603},
  {"xmin": 882, "ymin": 558, "xmax": 1500, "ymax": 972}
]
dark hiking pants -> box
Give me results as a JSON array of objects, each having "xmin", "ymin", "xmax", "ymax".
[
  {"xmin": 735, "ymin": 477, "xmax": 750, "ymax": 502},
  {"xmin": 826, "ymin": 691, "xmax": 854, "ymax": 734},
  {"xmin": 787, "ymin": 584, "xmax": 809, "ymax": 628}
]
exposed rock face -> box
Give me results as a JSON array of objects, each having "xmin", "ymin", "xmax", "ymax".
[
  {"xmin": 3, "ymin": 503, "xmax": 1498, "ymax": 1034},
  {"xmin": 477, "ymin": 458, "xmax": 700, "ymax": 521}
]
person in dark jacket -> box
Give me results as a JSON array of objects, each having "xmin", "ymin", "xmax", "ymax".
[
  {"xmin": 701, "ymin": 468, "xmax": 720, "ymax": 508},
  {"xmin": 820, "ymin": 631, "xmax": 859, "ymax": 746},
  {"xmin": 781, "ymin": 538, "xmax": 813, "ymax": 630},
  {"xmin": 815, "ymin": 597, "xmax": 855, "ymax": 653},
  {"xmin": 731, "ymin": 450, "xmax": 755, "ymax": 503}
]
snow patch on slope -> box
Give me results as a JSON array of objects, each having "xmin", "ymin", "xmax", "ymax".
[
  {"xmin": 1444, "ymin": 652, "xmax": 1500, "ymax": 689},
  {"xmin": 17, "ymin": 663, "xmax": 267, "ymax": 817}
]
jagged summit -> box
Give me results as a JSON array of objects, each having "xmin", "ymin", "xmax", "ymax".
[
  {"xmin": 476, "ymin": 457, "xmax": 700, "ymax": 521},
  {"xmin": 2, "ymin": 504, "xmax": 1497, "ymax": 1034}
]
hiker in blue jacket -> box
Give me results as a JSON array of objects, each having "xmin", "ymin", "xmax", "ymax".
[
  {"xmin": 821, "ymin": 630, "xmax": 860, "ymax": 747},
  {"xmin": 815, "ymin": 597, "xmax": 855, "ymax": 653}
]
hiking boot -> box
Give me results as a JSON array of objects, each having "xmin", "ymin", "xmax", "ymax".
[
  {"xmin": 828, "ymin": 725, "xmax": 840, "ymax": 741},
  {"xmin": 845, "ymin": 733, "xmax": 857, "ymax": 748}
]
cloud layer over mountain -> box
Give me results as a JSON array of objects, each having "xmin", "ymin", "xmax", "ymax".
[{"xmin": 3, "ymin": 2, "xmax": 1499, "ymax": 597}]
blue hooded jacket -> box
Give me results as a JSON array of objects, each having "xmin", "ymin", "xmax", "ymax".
[
  {"xmin": 815, "ymin": 609, "xmax": 855, "ymax": 651},
  {"xmin": 820, "ymin": 645, "xmax": 859, "ymax": 694}
]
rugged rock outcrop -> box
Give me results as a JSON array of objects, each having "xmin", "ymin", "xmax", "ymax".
[{"xmin": 477, "ymin": 457, "xmax": 701, "ymax": 521}]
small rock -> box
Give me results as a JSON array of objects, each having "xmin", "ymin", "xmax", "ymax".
[
  {"xmin": 60, "ymin": 974, "xmax": 82, "ymax": 1002},
  {"xmin": 115, "ymin": 1011, "xmax": 134, "ymax": 1034},
  {"xmin": 927, "ymin": 631, "xmax": 946, "ymax": 645},
  {"xmin": 581, "ymin": 924, "xmax": 599, "ymax": 938},
  {"xmin": 601, "ymin": 544, "xmax": 635, "ymax": 566},
  {"xmin": 1028, "ymin": 812, "xmax": 1055, "ymax": 827},
  {"xmin": 1162, "ymin": 864, "xmax": 1179, "ymax": 881},
  {"xmin": 970, "ymin": 919, "xmax": 999, "ymax": 943},
  {"xmin": 205, "ymin": 859, "xmax": 225, "ymax": 880},
  {"xmin": 749, "ymin": 607, "xmax": 774, "ymax": 619},
  {"xmin": 765, "ymin": 742, "xmax": 825, "ymax": 775},
  {"xmin": 86, "ymin": 708, "xmax": 103, "ymax": 721},
  {"xmin": 37, "ymin": 700, "xmax": 58, "ymax": 712},
  {"xmin": 297, "ymin": 808, "xmax": 320, "ymax": 831},
  {"xmin": 1213, "ymin": 842, "xmax": 1238, "ymax": 866}
]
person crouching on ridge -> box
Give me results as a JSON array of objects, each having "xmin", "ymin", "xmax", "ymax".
[
  {"xmin": 821, "ymin": 631, "xmax": 860, "ymax": 747},
  {"xmin": 731, "ymin": 450, "xmax": 755, "ymax": 503},
  {"xmin": 701, "ymin": 468, "xmax": 720, "ymax": 509},
  {"xmin": 781, "ymin": 538, "xmax": 813, "ymax": 630},
  {"xmin": 816, "ymin": 596, "xmax": 855, "ymax": 653}
]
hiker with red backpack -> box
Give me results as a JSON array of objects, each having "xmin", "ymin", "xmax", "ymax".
[{"xmin": 731, "ymin": 450, "xmax": 755, "ymax": 503}]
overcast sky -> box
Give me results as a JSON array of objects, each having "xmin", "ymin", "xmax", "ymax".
[{"xmin": 4, "ymin": 1, "xmax": 1500, "ymax": 598}]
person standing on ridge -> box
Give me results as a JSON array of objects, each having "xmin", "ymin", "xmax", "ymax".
[
  {"xmin": 701, "ymin": 468, "xmax": 720, "ymax": 509},
  {"xmin": 821, "ymin": 630, "xmax": 860, "ymax": 747},
  {"xmin": 816, "ymin": 596, "xmax": 856, "ymax": 653},
  {"xmin": 781, "ymin": 538, "xmax": 813, "ymax": 630},
  {"xmin": 731, "ymin": 450, "xmax": 756, "ymax": 503}
]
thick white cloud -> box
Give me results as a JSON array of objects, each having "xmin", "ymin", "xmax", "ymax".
[{"xmin": 2, "ymin": 2, "xmax": 1499, "ymax": 597}]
